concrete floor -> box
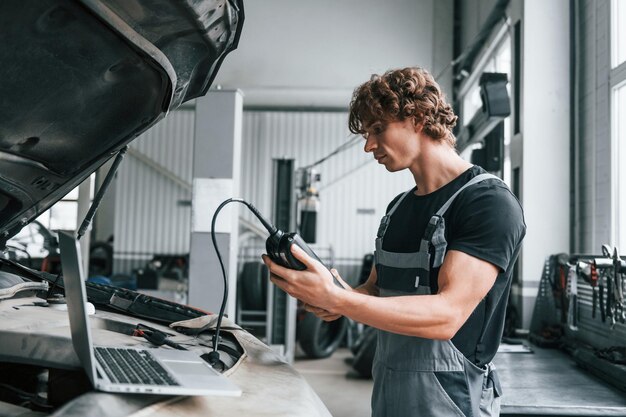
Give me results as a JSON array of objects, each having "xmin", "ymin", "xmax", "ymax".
[
  {"xmin": 293, "ymin": 348, "xmax": 373, "ymax": 417},
  {"xmin": 296, "ymin": 345, "xmax": 626, "ymax": 417}
]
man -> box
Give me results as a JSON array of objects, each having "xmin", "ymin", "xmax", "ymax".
[{"xmin": 262, "ymin": 67, "xmax": 526, "ymax": 417}]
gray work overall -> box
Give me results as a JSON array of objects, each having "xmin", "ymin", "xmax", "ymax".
[{"xmin": 372, "ymin": 173, "xmax": 503, "ymax": 417}]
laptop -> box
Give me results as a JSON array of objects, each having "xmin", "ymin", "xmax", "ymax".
[{"xmin": 58, "ymin": 231, "xmax": 242, "ymax": 396}]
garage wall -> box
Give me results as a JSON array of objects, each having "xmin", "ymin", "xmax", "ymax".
[
  {"xmin": 576, "ymin": 0, "xmax": 611, "ymax": 253},
  {"xmin": 521, "ymin": 1, "xmax": 572, "ymax": 329},
  {"xmin": 569, "ymin": 0, "xmax": 626, "ymax": 349},
  {"xmin": 112, "ymin": 110, "xmax": 195, "ymax": 274},
  {"xmin": 213, "ymin": 0, "xmax": 451, "ymax": 108}
]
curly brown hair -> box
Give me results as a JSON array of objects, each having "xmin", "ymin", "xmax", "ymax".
[{"xmin": 348, "ymin": 67, "xmax": 457, "ymax": 147}]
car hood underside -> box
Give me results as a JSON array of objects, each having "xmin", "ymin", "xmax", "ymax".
[{"xmin": 0, "ymin": 0, "xmax": 243, "ymax": 244}]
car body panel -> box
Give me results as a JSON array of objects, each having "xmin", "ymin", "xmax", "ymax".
[
  {"xmin": 0, "ymin": 0, "xmax": 243, "ymax": 244},
  {"xmin": 0, "ymin": 296, "xmax": 331, "ymax": 417},
  {"xmin": 0, "ymin": 2, "xmax": 331, "ymax": 415}
]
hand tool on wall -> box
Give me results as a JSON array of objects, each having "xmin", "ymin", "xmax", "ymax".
[
  {"xmin": 566, "ymin": 264, "xmax": 579, "ymax": 331},
  {"xmin": 619, "ymin": 272, "xmax": 625, "ymax": 323},
  {"xmin": 607, "ymin": 268, "xmax": 614, "ymax": 327},
  {"xmin": 612, "ymin": 247, "xmax": 626, "ymax": 324},
  {"xmin": 577, "ymin": 260, "xmax": 599, "ymax": 318},
  {"xmin": 591, "ymin": 262, "xmax": 599, "ymax": 319},
  {"xmin": 595, "ymin": 244, "xmax": 614, "ymax": 323},
  {"xmin": 556, "ymin": 254, "xmax": 569, "ymax": 324},
  {"xmin": 599, "ymin": 268, "xmax": 606, "ymax": 323},
  {"xmin": 618, "ymin": 272, "xmax": 626, "ymax": 324}
]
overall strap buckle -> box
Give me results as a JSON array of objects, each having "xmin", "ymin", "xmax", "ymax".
[
  {"xmin": 423, "ymin": 173, "xmax": 503, "ymax": 269},
  {"xmin": 484, "ymin": 363, "xmax": 502, "ymax": 398},
  {"xmin": 425, "ymin": 215, "xmax": 447, "ymax": 268},
  {"xmin": 377, "ymin": 215, "xmax": 390, "ymax": 238},
  {"xmin": 378, "ymin": 188, "xmax": 414, "ymax": 238}
]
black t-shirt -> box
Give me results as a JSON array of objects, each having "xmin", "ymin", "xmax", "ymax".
[{"xmin": 382, "ymin": 165, "xmax": 526, "ymax": 366}]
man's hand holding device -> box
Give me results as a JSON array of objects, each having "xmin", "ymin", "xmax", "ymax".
[{"xmin": 262, "ymin": 244, "xmax": 350, "ymax": 319}]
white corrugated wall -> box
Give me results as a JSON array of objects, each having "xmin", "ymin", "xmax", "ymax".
[
  {"xmin": 113, "ymin": 109, "xmax": 413, "ymax": 279},
  {"xmin": 113, "ymin": 109, "xmax": 195, "ymax": 274}
]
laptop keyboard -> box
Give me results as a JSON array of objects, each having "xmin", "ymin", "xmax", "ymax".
[{"xmin": 94, "ymin": 347, "xmax": 180, "ymax": 386}]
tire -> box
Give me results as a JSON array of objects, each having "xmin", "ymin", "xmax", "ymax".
[
  {"xmin": 239, "ymin": 262, "xmax": 267, "ymax": 311},
  {"xmin": 298, "ymin": 311, "xmax": 347, "ymax": 359},
  {"xmin": 349, "ymin": 321, "xmax": 366, "ymax": 355},
  {"xmin": 89, "ymin": 242, "xmax": 113, "ymax": 277},
  {"xmin": 351, "ymin": 326, "xmax": 377, "ymax": 378}
]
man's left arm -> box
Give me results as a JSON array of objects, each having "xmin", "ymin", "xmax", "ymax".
[{"xmin": 329, "ymin": 249, "xmax": 499, "ymax": 339}]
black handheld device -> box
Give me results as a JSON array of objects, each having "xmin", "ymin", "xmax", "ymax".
[
  {"xmin": 265, "ymin": 229, "xmax": 342, "ymax": 287},
  {"xmin": 266, "ymin": 230, "xmax": 320, "ymax": 270}
]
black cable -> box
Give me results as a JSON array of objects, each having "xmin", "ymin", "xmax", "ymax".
[{"xmin": 203, "ymin": 198, "xmax": 278, "ymax": 367}]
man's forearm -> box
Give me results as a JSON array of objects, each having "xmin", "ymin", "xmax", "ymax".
[{"xmin": 331, "ymin": 289, "xmax": 461, "ymax": 340}]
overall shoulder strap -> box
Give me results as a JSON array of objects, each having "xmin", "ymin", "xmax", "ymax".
[
  {"xmin": 388, "ymin": 188, "xmax": 414, "ymax": 216},
  {"xmin": 426, "ymin": 173, "xmax": 503, "ymax": 268},
  {"xmin": 435, "ymin": 173, "xmax": 502, "ymax": 217},
  {"xmin": 376, "ymin": 188, "xmax": 414, "ymax": 238}
]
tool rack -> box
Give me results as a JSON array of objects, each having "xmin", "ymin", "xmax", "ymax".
[
  {"xmin": 490, "ymin": 245, "xmax": 626, "ymax": 416},
  {"xmin": 529, "ymin": 245, "xmax": 626, "ymax": 394}
]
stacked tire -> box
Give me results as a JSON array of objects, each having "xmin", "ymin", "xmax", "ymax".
[{"xmin": 298, "ymin": 312, "xmax": 347, "ymax": 359}]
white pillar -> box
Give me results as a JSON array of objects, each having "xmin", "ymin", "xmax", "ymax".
[
  {"xmin": 188, "ymin": 90, "xmax": 243, "ymax": 318},
  {"xmin": 520, "ymin": 0, "xmax": 571, "ymax": 327}
]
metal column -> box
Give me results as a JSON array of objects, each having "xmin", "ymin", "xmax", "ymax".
[
  {"xmin": 266, "ymin": 158, "xmax": 298, "ymax": 363},
  {"xmin": 188, "ymin": 90, "xmax": 243, "ymax": 318}
]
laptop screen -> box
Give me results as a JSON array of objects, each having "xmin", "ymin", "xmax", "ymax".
[{"xmin": 58, "ymin": 231, "xmax": 98, "ymax": 383}]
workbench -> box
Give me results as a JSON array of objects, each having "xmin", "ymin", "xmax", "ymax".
[{"xmin": 495, "ymin": 344, "xmax": 626, "ymax": 416}]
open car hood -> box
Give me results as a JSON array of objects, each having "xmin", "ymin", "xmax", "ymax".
[{"xmin": 0, "ymin": 0, "xmax": 244, "ymax": 244}]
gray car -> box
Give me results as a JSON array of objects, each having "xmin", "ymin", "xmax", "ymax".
[{"xmin": 0, "ymin": 1, "xmax": 330, "ymax": 416}]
